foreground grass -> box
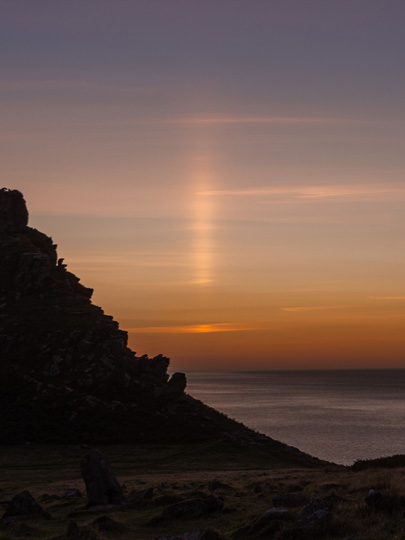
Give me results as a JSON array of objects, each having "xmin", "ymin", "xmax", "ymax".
[{"xmin": 0, "ymin": 442, "xmax": 404, "ymax": 540}]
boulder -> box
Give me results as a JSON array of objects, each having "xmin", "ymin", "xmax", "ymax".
[
  {"xmin": 295, "ymin": 508, "xmax": 330, "ymax": 528},
  {"xmin": 80, "ymin": 450, "xmax": 125, "ymax": 507},
  {"xmin": 249, "ymin": 507, "xmax": 290, "ymax": 533},
  {"xmin": 300, "ymin": 498, "xmax": 330, "ymax": 516},
  {"xmin": 2, "ymin": 490, "xmax": 49, "ymax": 520}
]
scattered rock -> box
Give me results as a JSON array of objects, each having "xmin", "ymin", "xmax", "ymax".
[
  {"xmin": 295, "ymin": 508, "xmax": 331, "ymax": 528},
  {"xmin": 300, "ymin": 498, "xmax": 330, "ymax": 515},
  {"xmin": 2, "ymin": 491, "xmax": 50, "ymax": 520},
  {"xmin": 364, "ymin": 489, "xmax": 405, "ymax": 514},
  {"xmin": 163, "ymin": 496, "xmax": 224, "ymax": 519},
  {"xmin": 80, "ymin": 450, "xmax": 125, "ymax": 507},
  {"xmin": 249, "ymin": 507, "xmax": 290, "ymax": 533}
]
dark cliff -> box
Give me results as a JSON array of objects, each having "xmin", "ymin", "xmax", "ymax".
[
  {"xmin": 0, "ymin": 188, "xmax": 195, "ymax": 442},
  {"xmin": 0, "ymin": 188, "xmax": 325, "ymax": 467}
]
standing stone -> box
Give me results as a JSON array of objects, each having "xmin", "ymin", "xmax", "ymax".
[{"xmin": 80, "ymin": 450, "xmax": 125, "ymax": 507}]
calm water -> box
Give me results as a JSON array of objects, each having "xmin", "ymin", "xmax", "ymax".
[{"xmin": 185, "ymin": 370, "xmax": 405, "ymax": 465}]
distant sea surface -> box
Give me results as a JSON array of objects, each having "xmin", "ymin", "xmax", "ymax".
[{"xmin": 185, "ymin": 370, "xmax": 405, "ymax": 465}]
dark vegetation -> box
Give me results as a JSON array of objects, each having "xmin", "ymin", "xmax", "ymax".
[{"xmin": 352, "ymin": 454, "xmax": 405, "ymax": 471}]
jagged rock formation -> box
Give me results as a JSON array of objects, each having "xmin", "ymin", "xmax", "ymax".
[
  {"xmin": 0, "ymin": 188, "xmax": 199, "ymax": 442},
  {"xmin": 0, "ymin": 188, "xmax": 326, "ymax": 466}
]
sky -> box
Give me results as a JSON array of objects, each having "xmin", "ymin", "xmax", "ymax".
[{"xmin": 2, "ymin": 1, "xmax": 405, "ymax": 369}]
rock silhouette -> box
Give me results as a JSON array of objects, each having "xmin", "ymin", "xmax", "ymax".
[
  {"xmin": 0, "ymin": 188, "xmax": 195, "ymax": 443},
  {"xmin": 2, "ymin": 491, "xmax": 49, "ymax": 520},
  {"xmin": 80, "ymin": 450, "xmax": 125, "ymax": 507}
]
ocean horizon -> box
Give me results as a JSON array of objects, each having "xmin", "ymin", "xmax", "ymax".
[{"xmin": 184, "ymin": 368, "xmax": 405, "ymax": 466}]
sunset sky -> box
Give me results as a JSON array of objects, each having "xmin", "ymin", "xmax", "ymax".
[{"xmin": 2, "ymin": 1, "xmax": 405, "ymax": 369}]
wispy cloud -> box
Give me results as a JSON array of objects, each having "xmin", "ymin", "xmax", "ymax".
[
  {"xmin": 128, "ymin": 323, "xmax": 264, "ymax": 334},
  {"xmin": 282, "ymin": 306, "xmax": 343, "ymax": 312},
  {"xmin": 369, "ymin": 296, "xmax": 405, "ymax": 300},
  {"xmin": 168, "ymin": 116, "xmax": 346, "ymax": 125},
  {"xmin": 198, "ymin": 184, "xmax": 405, "ymax": 201},
  {"xmin": 0, "ymin": 80, "xmax": 92, "ymax": 90}
]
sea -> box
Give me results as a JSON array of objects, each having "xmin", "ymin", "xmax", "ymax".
[{"xmin": 185, "ymin": 369, "xmax": 405, "ymax": 466}]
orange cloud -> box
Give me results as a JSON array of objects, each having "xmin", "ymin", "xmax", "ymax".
[
  {"xmin": 128, "ymin": 323, "xmax": 265, "ymax": 334},
  {"xmin": 282, "ymin": 306, "xmax": 343, "ymax": 312}
]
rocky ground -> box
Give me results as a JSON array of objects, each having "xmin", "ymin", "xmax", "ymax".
[{"xmin": 0, "ymin": 443, "xmax": 404, "ymax": 540}]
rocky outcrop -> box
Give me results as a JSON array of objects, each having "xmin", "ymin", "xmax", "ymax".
[{"xmin": 0, "ymin": 188, "xmax": 192, "ymax": 443}]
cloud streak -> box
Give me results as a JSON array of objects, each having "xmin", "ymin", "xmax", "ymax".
[
  {"xmin": 128, "ymin": 323, "xmax": 265, "ymax": 334},
  {"xmin": 198, "ymin": 184, "xmax": 405, "ymax": 201},
  {"xmin": 168, "ymin": 116, "xmax": 346, "ymax": 125},
  {"xmin": 369, "ymin": 296, "xmax": 405, "ymax": 300},
  {"xmin": 282, "ymin": 306, "xmax": 343, "ymax": 312}
]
